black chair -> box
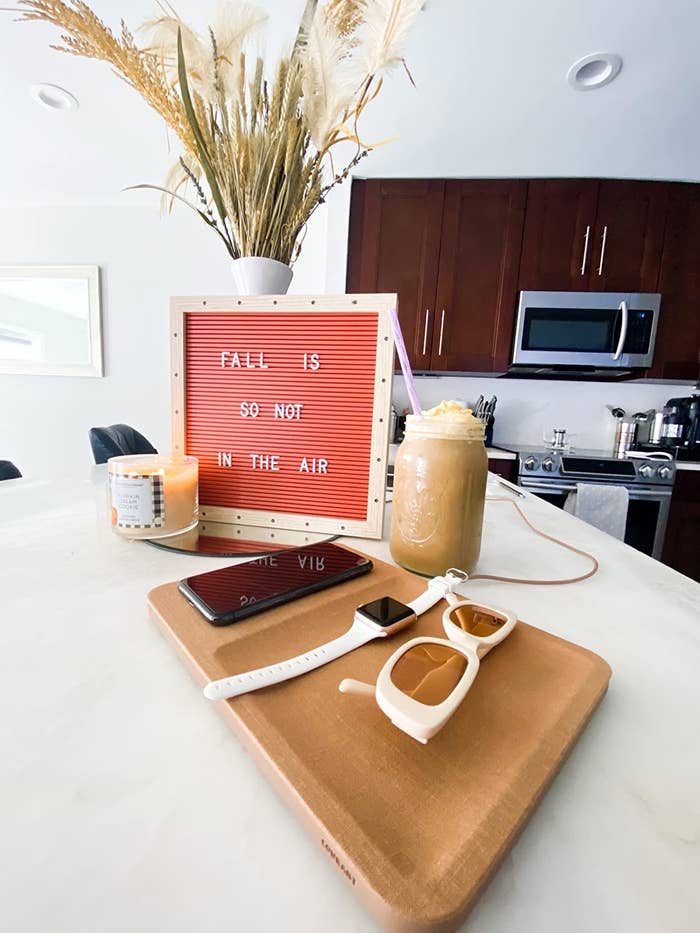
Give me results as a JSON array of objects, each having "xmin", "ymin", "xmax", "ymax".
[
  {"xmin": 89, "ymin": 424, "xmax": 158, "ymax": 464},
  {"xmin": 0, "ymin": 460, "xmax": 21, "ymax": 481}
]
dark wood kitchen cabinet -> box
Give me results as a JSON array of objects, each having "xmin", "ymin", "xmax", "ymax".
[
  {"xmin": 347, "ymin": 176, "xmax": 698, "ymax": 377},
  {"xmin": 591, "ymin": 180, "xmax": 668, "ymax": 292},
  {"xmin": 661, "ymin": 469, "xmax": 700, "ymax": 583},
  {"xmin": 518, "ymin": 179, "xmax": 599, "ymax": 291},
  {"xmin": 433, "ymin": 180, "xmax": 526, "ymax": 371},
  {"xmin": 346, "ymin": 179, "xmax": 444, "ymax": 370},
  {"xmin": 487, "ymin": 456, "xmax": 517, "ymax": 482},
  {"xmin": 518, "ymin": 179, "xmax": 668, "ymax": 294},
  {"xmin": 347, "ymin": 178, "xmax": 526, "ymax": 372},
  {"xmin": 648, "ymin": 183, "xmax": 700, "ymax": 381}
]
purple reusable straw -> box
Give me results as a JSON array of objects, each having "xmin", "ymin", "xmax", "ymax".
[{"xmin": 388, "ymin": 307, "xmax": 423, "ymax": 417}]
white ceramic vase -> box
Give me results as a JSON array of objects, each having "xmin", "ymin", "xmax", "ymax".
[{"xmin": 231, "ymin": 256, "xmax": 293, "ymax": 295}]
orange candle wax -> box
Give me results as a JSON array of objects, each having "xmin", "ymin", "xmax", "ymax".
[{"xmin": 108, "ymin": 454, "xmax": 198, "ymax": 538}]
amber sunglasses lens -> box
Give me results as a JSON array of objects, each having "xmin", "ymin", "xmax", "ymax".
[
  {"xmin": 390, "ymin": 644, "xmax": 468, "ymax": 706},
  {"xmin": 448, "ymin": 604, "xmax": 505, "ymax": 637}
]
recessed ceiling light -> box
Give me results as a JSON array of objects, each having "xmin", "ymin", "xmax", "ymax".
[
  {"xmin": 567, "ymin": 53, "xmax": 622, "ymax": 91},
  {"xmin": 29, "ymin": 83, "xmax": 79, "ymax": 111}
]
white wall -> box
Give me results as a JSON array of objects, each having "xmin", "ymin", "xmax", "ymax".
[
  {"xmin": 8, "ymin": 1, "xmax": 700, "ymax": 205},
  {"xmin": 0, "ymin": 204, "xmax": 326, "ymax": 478}
]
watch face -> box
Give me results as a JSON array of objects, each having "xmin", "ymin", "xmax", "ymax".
[{"xmin": 356, "ymin": 596, "xmax": 414, "ymax": 628}]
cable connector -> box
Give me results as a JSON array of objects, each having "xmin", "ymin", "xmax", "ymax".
[{"xmin": 428, "ymin": 568, "xmax": 469, "ymax": 597}]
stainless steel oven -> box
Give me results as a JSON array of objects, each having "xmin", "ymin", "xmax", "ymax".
[
  {"xmin": 515, "ymin": 448, "xmax": 674, "ymax": 559},
  {"xmin": 512, "ymin": 291, "xmax": 661, "ymax": 369}
]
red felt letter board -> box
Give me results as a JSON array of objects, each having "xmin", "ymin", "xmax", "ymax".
[{"xmin": 170, "ymin": 295, "xmax": 395, "ymax": 538}]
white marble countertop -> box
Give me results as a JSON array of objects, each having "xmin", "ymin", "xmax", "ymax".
[
  {"xmin": 485, "ymin": 447, "xmax": 517, "ymax": 460},
  {"xmin": 1, "ymin": 474, "xmax": 699, "ymax": 933},
  {"xmin": 676, "ymin": 460, "xmax": 700, "ymax": 471}
]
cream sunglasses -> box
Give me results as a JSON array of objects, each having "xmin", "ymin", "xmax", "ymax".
[{"xmin": 339, "ymin": 594, "xmax": 517, "ymax": 744}]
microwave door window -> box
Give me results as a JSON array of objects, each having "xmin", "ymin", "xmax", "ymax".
[
  {"xmin": 624, "ymin": 309, "xmax": 653, "ymax": 355},
  {"xmin": 523, "ymin": 308, "xmax": 618, "ymax": 354}
]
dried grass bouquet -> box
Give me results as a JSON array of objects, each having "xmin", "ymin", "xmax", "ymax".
[{"xmin": 19, "ymin": 0, "xmax": 422, "ymax": 265}]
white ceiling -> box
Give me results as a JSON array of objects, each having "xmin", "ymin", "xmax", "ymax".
[{"xmin": 2, "ymin": 0, "xmax": 700, "ymax": 205}]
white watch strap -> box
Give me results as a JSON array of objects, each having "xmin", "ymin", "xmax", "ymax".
[
  {"xmin": 203, "ymin": 569, "xmax": 467, "ymax": 702},
  {"xmin": 203, "ymin": 619, "xmax": 375, "ymax": 701},
  {"xmin": 407, "ymin": 587, "xmax": 444, "ymax": 616},
  {"xmin": 407, "ymin": 570, "xmax": 467, "ymax": 616}
]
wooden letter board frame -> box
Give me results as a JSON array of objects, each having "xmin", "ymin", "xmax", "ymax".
[{"xmin": 171, "ymin": 294, "xmax": 396, "ymax": 539}]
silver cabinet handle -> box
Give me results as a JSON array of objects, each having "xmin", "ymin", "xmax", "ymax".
[
  {"xmin": 613, "ymin": 300, "xmax": 628, "ymax": 360},
  {"xmin": 438, "ymin": 308, "xmax": 446, "ymax": 355},
  {"xmin": 597, "ymin": 225, "xmax": 608, "ymax": 275},
  {"xmin": 422, "ymin": 308, "xmax": 430, "ymax": 356},
  {"xmin": 580, "ymin": 224, "xmax": 590, "ymax": 275}
]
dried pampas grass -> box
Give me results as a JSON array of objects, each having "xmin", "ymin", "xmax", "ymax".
[
  {"xmin": 325, "ymin": 0, "xmax": 364, "ymax": 38},
  {"xmin": 301, "ymin": 7, "xmax": 364, "ymax": 152},
  {"xmin": 141, "ymin": 1, "xmax": 267, "ymax": 101},
  {"xmin": 19, "ymin": 0, "xmax": 422, "ymax": 264},
  {"xmin": 360, "ymin": 0, "xmax": 424, "ymax": 76}
]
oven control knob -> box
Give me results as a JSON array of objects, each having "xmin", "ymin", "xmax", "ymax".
[
  {"xmin": 523, "ymin": 456, "xmax": 539, "ymax": 471},
  {"xmin": 542, "ymin": 458, "xmax": 555, "ymax": 472},
  {"xmin": 657, "ymin": 465, "xmax": 673, "ymax": 480},
  {"xmin": 638, "ymin": 464, "xmax": 653, "ymax": 478}
]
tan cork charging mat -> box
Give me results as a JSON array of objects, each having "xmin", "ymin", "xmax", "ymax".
[{"xmin": 148, "ymin": 548, "xmax": 612, "ymax": 933}]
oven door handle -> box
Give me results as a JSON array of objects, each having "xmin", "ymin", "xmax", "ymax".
[
  {"xmin": 520, "ymin": 481, "xmax": 577, "ymax": 494},
  {"xmin": 520, "ymin": 480, "xmax": 673, "ymax": 499},
  {"xmin": 612, "ymin": 299, "xmax": 628, "ymax": 361}
]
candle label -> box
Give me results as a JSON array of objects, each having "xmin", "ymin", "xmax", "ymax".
[{"xmin": 109, "ymin": 473, "xmax": 165, "ymax": 529}]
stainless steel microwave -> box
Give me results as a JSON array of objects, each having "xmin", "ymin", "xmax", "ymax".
[{"xmin": 512, "ymin": 291, "xmax": 661, "ymax": 369}]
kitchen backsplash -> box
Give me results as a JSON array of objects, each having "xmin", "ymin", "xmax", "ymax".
[{"xmin": 392, "ymin": 375, "xmax": 695, "ymax": 452}]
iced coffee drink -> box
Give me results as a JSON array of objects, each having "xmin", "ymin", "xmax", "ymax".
[{"xmin": 390, "ymin": 401, "xmax": 487, "ymax": 576}]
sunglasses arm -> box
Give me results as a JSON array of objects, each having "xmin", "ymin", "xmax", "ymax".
[
  {"xmin": 339, "ymin": 678, "xmax": 376, "ymax": 698},
  {"xmin": 444, "ymin": 592, "xmax": 464, "ymax": 608}
]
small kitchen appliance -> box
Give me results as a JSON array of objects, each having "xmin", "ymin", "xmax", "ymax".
[
  {"xmin": 511, "ymin": 291, "xmax": 661, "ymax": 374},
  {"xmin": 514, "ymin": 446, "xmax": 675, "ymax": 559},
  {"xmin": 658, "ymin": 389, "xmax": 700, "ymax": 459}
]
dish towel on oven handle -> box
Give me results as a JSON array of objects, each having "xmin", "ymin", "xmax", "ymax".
[{"xmin": 563, "ymin": 483, "xmax": 629, "ymax": 541}]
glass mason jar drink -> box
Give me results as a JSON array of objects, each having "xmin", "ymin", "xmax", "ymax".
[{"xmin": 390, "ymin": 409, "xmax": 487, "ymax": 576}]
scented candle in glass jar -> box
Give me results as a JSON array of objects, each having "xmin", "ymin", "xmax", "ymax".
[
  {"xmin": 108, "ymin": 454, "xmax": 198, "ymax": 538},
  {"xmin": 390, "ymin": 402, "xmax": 487, "ymax": 576}
]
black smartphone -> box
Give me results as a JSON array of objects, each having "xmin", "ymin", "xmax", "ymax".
[{"xmin": 178, "ymin": 541, "xmax": 373, "ymax": 625}]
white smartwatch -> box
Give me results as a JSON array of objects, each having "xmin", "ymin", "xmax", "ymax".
[{"xmin": 203, "ymin": 570, "xmax": 467, "ymax": 701}]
